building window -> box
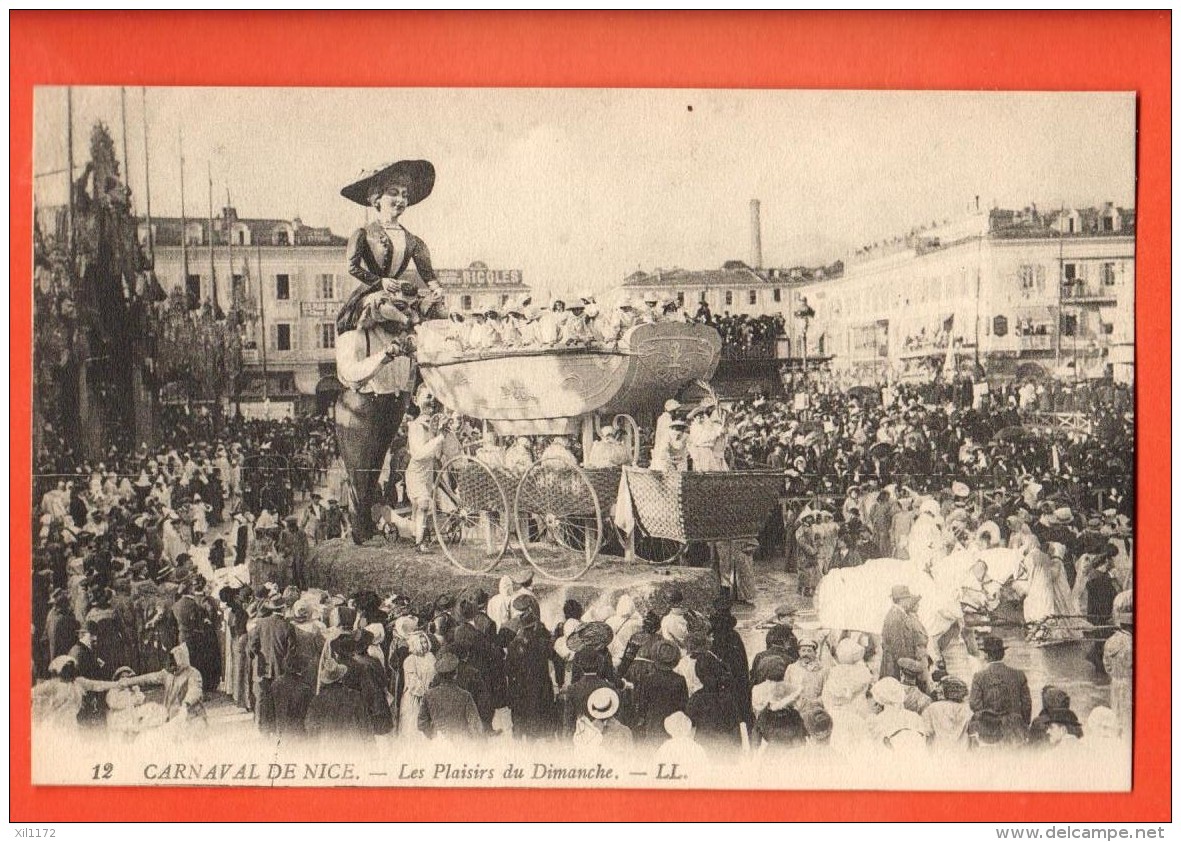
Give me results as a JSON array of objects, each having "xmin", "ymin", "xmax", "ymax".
[
  {"xmin": 1063, "ymin": 263, "xmax": 1077, "ymax": 282},
  {"xmin": 237, "ymin": 229, "xmax": 246, "ymax": 245},
  {"xmin": 318, "ymin": 273, "xmax": 336, "ymax": 300},
  {"xmin": 1068, "ymin": 217, "xmax": 1076, "ymax": 233},
  {"xmin": 748, "ymin": 290, "xmax": 757, "ymax": 306},
  {"xmin": 185, "ymin": 274, "xmax": 201, "ymax": 309},
  {"xmin": 724, "ymin": 291, "xmax": 733, "ymax": 306},
  {"xmin": 461, "ymin": 294, "xmax": 473, "ymax": 311},
  {"xmin": 773, "ymin": 288, "xmax": 782, "ymax": 303},
  {"xmin": 676, "ymin": 291, "xmax": 685, "ymax": 306},
  {"xmin": 275, "ymin": 274, "xmax": 291, "ymax": 301},
  {"xmin": 274, "ymin": 229, "xmax": 290, "ymax": 246},
  {"xmin": 1103, "ymin": 215, "xmax": 1114, "ymax": 232},
  {"xmin": 1101, "ymin": 263, "xmax": 1116, "ymax": 286},
  {"xmin": 320, "ymin": 323, "xmax": 336, "ymax": 349},
  {"xmin": 992, "ymin": 315, "xmax": 1008, "ymax": 337},
  {"xmin": 501, "ymin": 294, "xmax": 509, "ymax": 306},
  {"xmin": 1060, "ymin": 314, "xmax": 1077, "ymax": 337},
  {"xmin": 274, "ymin": 323, "xmax": 292, "ymax": 351}
]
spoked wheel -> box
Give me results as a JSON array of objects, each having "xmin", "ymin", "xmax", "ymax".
[
  {"xmin": 431, "ymin": 455, "xmax": 510, "ymax": 574},
  {"xmin": 513, "ymin": 458, "xmax": 602, "ymax": 581},
  {"xmin": 614, "ymin": 520, "xmax": 686, "ymax": 566}
]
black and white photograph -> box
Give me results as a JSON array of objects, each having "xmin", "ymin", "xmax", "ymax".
[{"xmin": 29, "ymin": 87, "xmax": 1135, "ymax": 791}]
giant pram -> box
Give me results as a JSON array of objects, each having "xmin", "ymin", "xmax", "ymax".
[{"xmin": 417, "ymin": 322, "xmax": 783, "ymax": 581}]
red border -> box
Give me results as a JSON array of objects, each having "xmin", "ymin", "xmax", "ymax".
[{"xmin": 10, "ymin": 11, "xmax": 1170, "ymax": 822}]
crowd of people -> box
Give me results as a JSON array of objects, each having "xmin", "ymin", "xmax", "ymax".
[
  {"xmin": 32, "ymin": 551, "xmax": 1131, "ymax": 761},
  {"xmin": 694, "ymin": 307, "xmax": 787, "ymax": 355}
]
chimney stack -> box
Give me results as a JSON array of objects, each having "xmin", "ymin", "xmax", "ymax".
[{"xmin": 749, "ymin": 199, "xmax": 763, "ymax": 270}]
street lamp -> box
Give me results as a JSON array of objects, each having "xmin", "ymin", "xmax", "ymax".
[{"xmin": 794, "ymin": 297, "xmax": 816, "ymax": 372}]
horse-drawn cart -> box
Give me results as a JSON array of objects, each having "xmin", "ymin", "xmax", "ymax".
[{"xmin": 421, "ymin": 321, "xmax": 784, "ymax": 580}]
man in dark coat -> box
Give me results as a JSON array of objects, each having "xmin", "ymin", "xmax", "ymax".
[
  {"xmin": 709, "ymin": 610, "xmax": 753, "ymax": 726},
  {"xmin": 172, "ymin": 580, "xmax": 219, "ymax": 690},
  {"xmin": 276, "ymin": 517, "xmax": 310, "ymax": 590},
  {"xmin": 504, "ymin": 605, "xmax": 555, "ymax": 741},
  {"xmin": 631, "ymin": 639, "xmax": 689, "ymax": 743},
  {"xmin": 750, "ymin": 622, "xmax": 799, "ymax": 683},
  {"xmin": 305, "ymin": 660, "xmax": 373, "ymax": 743},
  {"xmin": 69, "ymin": 626, "xmax": 109, "ymax": 727},
  {"xmin": 45, "ymin": 588, "xmax": 80, "ymax": 665},
  {"xmin": 272, "ymin": 651, "xmax": 314, "ymax": 739},
  {"xmin": 449, "ymin": 624, "xmax": 495, "ymax": 731},
  {"xmin": 968, "ymin": 635, "xmax": 1031, "ymax": 745},
  {"xmin": 880, "ymin": 585, "xmax": 929, "ymax": 688},
  {"xmin": 343, "ymin": 630, "xmax": 394, "ymax": 737},
  {"xmin": 562, "ymin": 647, "xmax": 613, "ymax": 738},
  {"xmin": 418, "ymin": 653, "xmax": 484, "ymax": 740},
  {"xmin": 247, "ymin": 595, "xmax": 295, "ymax": 734},
  {"xmin": 83, "ymin": 587, "xmax": 131, "ymax": 677}
]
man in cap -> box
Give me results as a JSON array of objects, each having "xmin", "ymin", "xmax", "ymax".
[
  {"xmin": 417, "ymin": 652, "xmax": 484, "ymax": 741},
  {"xmin": 880, "ymin": 584, "xmax": 929, "ymax": 687}
]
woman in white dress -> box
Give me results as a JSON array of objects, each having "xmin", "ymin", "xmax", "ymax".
[
  {"xmin": 1023, "ymin": 538, "xmax": 1080, "ymax": 639},
  {"xmin": 399, "ymin": 631, "xmax": 436, "ymax": 738}
]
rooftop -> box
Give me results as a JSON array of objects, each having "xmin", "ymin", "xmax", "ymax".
[
  {"xmin": 140, "ymin": 207, "xmax": 347, "ymax": 248},
  {"xmin": 624, "ymin": 260, "xmax": 843, "ymax": 288}
]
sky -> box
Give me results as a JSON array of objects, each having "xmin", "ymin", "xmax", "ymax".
[{"xmin": 33, "ymin": 87, "xmax": 1136, "ymax": 296}]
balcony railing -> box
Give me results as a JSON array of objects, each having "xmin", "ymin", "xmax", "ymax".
[
  {"xmin": 1061, "ymin": 283, "xmax": 1118, "ymax": 302},
  {"xmin": 1016, "ymin": 334, "xmax": 1054, "ymax": 351}
]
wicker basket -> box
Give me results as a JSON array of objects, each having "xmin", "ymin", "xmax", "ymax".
[
  {"xmin": 624, "ymin": 468, "xmax": 782, "ymax": 543},
  {"xmin": 583, "ymin": 467, "xmax": 623, "ymax": 511},
  {"xmin": 450, "ymin": 463, "xmax": 508, "ymax": 512}
]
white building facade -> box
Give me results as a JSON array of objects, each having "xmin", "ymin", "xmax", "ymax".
[{"xmin": 796, "ymin": 205, "xmax": 1134, "ymax": 384}]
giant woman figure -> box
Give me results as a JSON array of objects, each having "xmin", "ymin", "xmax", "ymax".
[{"xmin": 334, "ymin": 160, "xmax": 444, "ymax": 544}]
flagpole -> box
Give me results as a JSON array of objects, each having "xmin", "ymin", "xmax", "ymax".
[
  {"xmin": 207, "ymin": 162, "xmax": 216, "ymax": 311},
  {"xmin": 140, "ymin": 87, "xmax": 154, "ymax": 267},
  {"xmin": 179, "ymin": 126, "xmax": 189, "ymax": 293},
  {"xmin": 66, "ymin": 88, "xmax": 76, "ymax": 268},
  {"xmin": 225, "ymin": 186, "xmax": 233, "ymax": 316},
  {"xmin": 119, "ymin": 88, "xmax": 131, "ymax": 193},
  {"xmin": 256, "ymin": 242, "xmax": 269, "ymax": 404}
]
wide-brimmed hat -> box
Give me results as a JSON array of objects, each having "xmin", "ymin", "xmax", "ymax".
[
  {"xmin": 586, "ymin": 687, "xmax": 620, "ymax": 720},
  {"xmin": 1053, "ymin": 506, "xmax": 1074, "ymax": 524},
  {"xmin": 566, "ymin": 620, "xmax": 613, "ymax": 653},
  {"xmin": 340, "ymin": 160, "xmax": 435, "ymax": 207},
  {"xmin": 951, "ymin": 481, "xmax": 971, "ymax": 499}
]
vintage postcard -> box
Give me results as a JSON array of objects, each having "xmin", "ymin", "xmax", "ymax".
[{"xmin": 28, "ymin": 85, "xmax": 1137, "ymax": 794}]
